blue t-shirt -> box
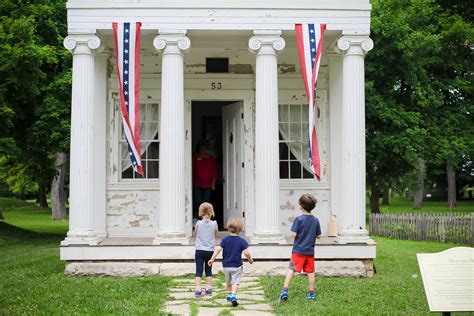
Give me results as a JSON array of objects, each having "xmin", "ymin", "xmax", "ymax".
[
  {"xmin": 291, "ymin": 214, "xmax": 321, "ymax": 255},
  {"xmin": 220, "ymin": 235, "xmax": 249, "ymax": 268}
]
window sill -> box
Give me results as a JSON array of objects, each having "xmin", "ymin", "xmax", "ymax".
[
  {"xmin": 279, "ymin": 179, "xmax": 330, "ymax": 190},
  {"xmin": 107, "ymin": 180, "xmax": 161, "ymax": 191}
]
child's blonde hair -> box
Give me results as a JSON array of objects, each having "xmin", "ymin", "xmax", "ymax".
[
  {"xmin": 198, "ymin": 202, "xmax": 215, "ymax": 219},
  {"xmin": 226, "ymin": 217, "xmax": 244, "ymax": 234}
]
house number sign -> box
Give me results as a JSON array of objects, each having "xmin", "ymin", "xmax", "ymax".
[{"xmin": 211, "ymin": 82, "xmax": 222, "ymax": 90}]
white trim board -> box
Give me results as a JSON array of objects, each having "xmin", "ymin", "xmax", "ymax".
[{"xmin": 61, "ymin": 244, "xmax": 376, "ymax": 261}]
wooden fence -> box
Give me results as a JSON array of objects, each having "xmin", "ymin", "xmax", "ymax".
[{"xmin": 369, "ymin": 213, "xmax": 474, "ymax": 245}]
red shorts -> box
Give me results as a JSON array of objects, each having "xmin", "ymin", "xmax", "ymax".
[{"xmin": 289, "ymin": 253, "xmax": 315, "ymax": 273}]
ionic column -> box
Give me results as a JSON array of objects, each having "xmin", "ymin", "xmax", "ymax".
[
  {"xmin": 249, "ymin": 31, "xmax": 286, "ymax": 244},
  {"xmin": 336, "ymin": 36, "xmax": 374, "ymax": 243},
  {"xmin": 62, "ymin": 35, "xmax": 102, "ymax": 245},
  {"xmin": 153, "ymin": 31, "xmax": 190, "ymax": 245}
]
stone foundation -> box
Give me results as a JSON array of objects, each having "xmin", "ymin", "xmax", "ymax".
[{"xmin": 65, "ymin": 260, "xmax": 374, "ymax": 278}]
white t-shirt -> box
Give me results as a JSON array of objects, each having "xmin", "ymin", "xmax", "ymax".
[{"xmin": 195, "ymin": 219, "xmax": 217, "ymax": 252}]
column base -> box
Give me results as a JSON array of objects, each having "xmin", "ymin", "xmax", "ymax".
[
  {"xmin": 61, "ymin": 231, "xmax": 99, "ymax": 246},
  {"xmin": 153, "ymin": 232, "xmax": 189, "ymax": 245},
  {"xmin": 251, "ymin": 231, "xmax": 287, "ymax": 245},
  {"xmin": 337, "ymin": 229, "xmax": 375, "ymax": 244}
]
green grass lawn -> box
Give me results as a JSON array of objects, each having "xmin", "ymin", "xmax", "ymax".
[
  {"xmin": 0, "ymin": 197, "xmax": 69, "ymax": 235},
  {"xmin": 262, "ymin": 238, "xmax": 463, "ymax": 315},
  {"xmin": 366, "ymin": 196, "xmax": 474, "ymax": 215},
  {"xmin": 0, "ymin": 197, "xmax": 471, "ymax": 315},
  {"xmin": 0, "ymin": 198, "xmax": 171, "ymax": 315}
]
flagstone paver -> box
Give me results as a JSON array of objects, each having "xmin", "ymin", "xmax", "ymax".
[
  {"xmin": 241, "ymin": 303, "xmax": 273, "ymax": 311},
  {"xmin": 197, "ymin": 307, "xmax": 226, "ymax": 315},
  {"xmin": 231, "ymin": 311, "xmax": 274, "ymax": 316},
  {"xmin": 164, "ymin": 302, "xmax": 191, "ymax": 315},
  {"xmin": 236, "ymin": 293, "xmax": 266, "ymax": 301},
  {"xmin": 163, "ymin": 274, "xmax": 275, "ymax": 315}
]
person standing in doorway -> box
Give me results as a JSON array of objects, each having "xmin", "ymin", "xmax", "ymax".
[{"xmin": 193, "ymin": 138, "xmax": 217, "ymax": 224}]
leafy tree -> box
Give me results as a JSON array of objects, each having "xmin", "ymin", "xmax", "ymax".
[
  {"xmin": 4, "ymin": 163, "xmax": 38, "ymax": 199},
  {"xmin": 366, "ymin": 0, "xmax": 473, "ymax": 212},
  {"xmin": 0, "ymin": 0, "xmax": 70, "ymax": 215},
  {"xmin": 424, "ymin": 12, "xmax": 474, "ymax": 207},
  {"xmin": 366, "ymin": 0, "xmax": 442, "ymax": 213}
]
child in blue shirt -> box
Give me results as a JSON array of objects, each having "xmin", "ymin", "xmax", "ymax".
[
  {"xmin": 279, "ymin": 194, "xmax": 321, "ymax": 302},
  {"xmin": 208, "ymin": 217, "xmax": 253, "ymax": 306}
]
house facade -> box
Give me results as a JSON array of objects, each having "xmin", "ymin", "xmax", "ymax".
[{"xmin": 60, "ymin": 0, "xmax": 376, "ymax": 276}]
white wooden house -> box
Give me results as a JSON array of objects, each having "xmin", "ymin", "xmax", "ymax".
[{"xmin": 61, "ymin": 0, "xmax": 376, "ymax": 276}]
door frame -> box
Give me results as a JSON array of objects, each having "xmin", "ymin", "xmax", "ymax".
[{"xmin": 184, "ymin": 89, "xmax": 255, "ymax": 237}]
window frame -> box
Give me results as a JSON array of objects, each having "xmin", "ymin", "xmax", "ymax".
[
  {"xmin": 116, "ymin": 96, "xmax": 161, "ymax": 182},
  {"xmin": 278, "ymin": 103, "xmax": 315, "ymax": 180}
]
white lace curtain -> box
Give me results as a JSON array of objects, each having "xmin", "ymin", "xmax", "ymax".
[
  {"xmin": 278, "ymin": 104, "xmax": 313, "ymax": 174},
  {"xmin": 122, "ymin": 103, "xmax": 159, "ymax": 172}
]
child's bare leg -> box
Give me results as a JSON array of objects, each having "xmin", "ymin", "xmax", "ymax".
[
  {"xmin": 283, "ymin": 269, "xmax": 295, "ymax": 288},
  {"xmin": 195, "ymin": 276, "xmax": 202, "ymax": 288},
  {"xmin": 226, "ymin": 284, "xmax": 232, "ymax": 292},
  {"xmin": 206, "ymin": 276, "xmax": 212, "ymax": 288},
  {"xmin": 307, "ymin": 272, "xmax": 315, "ymax": 291},
  {"xmin": 231, "ymin": 284, "xmax": 238, "ymax": 293}
]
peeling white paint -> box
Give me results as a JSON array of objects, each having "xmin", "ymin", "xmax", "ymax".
[
  {"xmin": 106, "ymin": 190, "xmax": 159, "ymax": 237},
  {"xmin": 279, "ymin": 188, "xmax": 331, "ymax": 236}
]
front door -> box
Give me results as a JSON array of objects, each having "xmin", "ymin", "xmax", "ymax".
[{"xmin": 222, "ymin": 102, "xmax": 244, "ymax": 226}]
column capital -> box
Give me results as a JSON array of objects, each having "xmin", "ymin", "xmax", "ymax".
[
  {"xmin": 248, "ymin": 30, "xmax": 285, "ymax": 55},
  {"xmin": 335, "ymin": 36, "xmax": 373, "ymax": 56},
  {"xmin": 63, "ymin": 34, "xmax": 102, "ymax": 55},
  {"xmin": 153, "ymin": 31, "xmax": 191, "ymax": 54}
]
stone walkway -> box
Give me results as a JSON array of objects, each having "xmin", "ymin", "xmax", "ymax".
[{"xmin": 164, "ymin": 276, "xmax": 275, "ymax": 315}]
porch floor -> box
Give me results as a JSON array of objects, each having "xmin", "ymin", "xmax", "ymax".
[{"xmin": 97, "ymin": 233, "xmax": 340, "ymax": 246}]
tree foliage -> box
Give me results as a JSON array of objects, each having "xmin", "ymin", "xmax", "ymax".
[
  {"xmin": 366, "ymin": 0, "xmax": 473, "ymax": 212},
  {"xmin": 0, "ymin": 0, "xmax": 70, "ymax": 200}
]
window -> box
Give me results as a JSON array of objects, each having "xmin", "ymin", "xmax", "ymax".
[
  {"xmin": 120, "ymin": 102, "xmax": 160, "ymax": 179},
  {"xmin": 206, "ymin": 58, "xmax": 229, "ymax": 73},
  {"xmin": 279, "ymin": 104, "xmax": 314, "ymax": 179}
]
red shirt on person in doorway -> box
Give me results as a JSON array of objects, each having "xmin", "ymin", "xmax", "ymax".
[{"xmin": 192, "ymin": 153, "xmax": 217, "ymax": 189}]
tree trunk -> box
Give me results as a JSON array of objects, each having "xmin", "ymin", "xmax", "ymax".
[
  {"xmin": 447, "ymin": 161, "xmax": 456, "ymax": 208},
  {"xmin": 0, "ymin": 212, "xmax": 4, "ymax": 221},
  {"xmin": 382, "ymin": 187, "xmax": 390, "ymax": 205},
  {"xmin": 369, "ymin": 177, "xmax": 380, "ymax": 214},
  {"xmin": 413, "ymin": 159, "xmax": 425, "ymax": 210},
  {"xmin": 370, "ymin": 185, "xmax": 380, "ymax": 214},
  {"xmin": 37, "ymin": 182, "xmax": 49, "ymax": 208},
  {"xmin": 51, "ymin": 152, "xmax": 68, "ymax": 220}
]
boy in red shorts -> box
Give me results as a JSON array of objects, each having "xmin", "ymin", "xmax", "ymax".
[{"xmin": 279, "ymin": 194, "xmax": 321, "ymax": 302}]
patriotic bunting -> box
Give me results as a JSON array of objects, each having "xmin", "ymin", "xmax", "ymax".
[
  {"xmin": 295, "ymin": 23, "xmax": 326, "ymax": 180},
  {"xmin": 113, "ymin": 22, "xmax": 143, "ymax": 175}
]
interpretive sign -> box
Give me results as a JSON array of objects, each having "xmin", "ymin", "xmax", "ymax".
[{"xmin": 417, "ymin": 247, "xmax": 474, "ymax": 312}]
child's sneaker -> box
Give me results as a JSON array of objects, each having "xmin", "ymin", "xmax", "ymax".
[
  {"xmin": 194, "ymin": 289, "xmax": 202, "ymax": 297},
  {"xmin": 226, "ymin": 293, "xmax": 232, "ymax": 302},
  {"xmin": 229, "ymin": 293, "xmax": 238, "ymax": 306},
  {"xmin": 306, "ymin": 291, "xmax": 316, "ymax": 301},
  {"xmin": 278, "ymin": 290, "xmax": 289, "ymax": 303},
  {"xmin": 205, "ymin": 288, "xmax": 212, "ymax": 296}
]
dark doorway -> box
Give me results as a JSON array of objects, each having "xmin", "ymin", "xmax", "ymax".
[{"xmin": 192, "ymin": 101, "xmax": 233, "ymax": 230}]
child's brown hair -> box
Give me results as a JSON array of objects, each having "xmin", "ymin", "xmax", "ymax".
[
  {"xmin": 299, "ymin": 194, "xmax": 317, "ymax": 212},
  {"xmin": 198, "ymin": 202, "xmax": 215, "ymax": 219},
  {"xmin": 226, "ymin": 217, "xmax": 244, "ymax": 234}
]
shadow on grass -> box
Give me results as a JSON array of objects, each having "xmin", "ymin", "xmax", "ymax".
[{"xmin": 0, "ymin": 221, "xmax": 64, "ymax": 245}]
